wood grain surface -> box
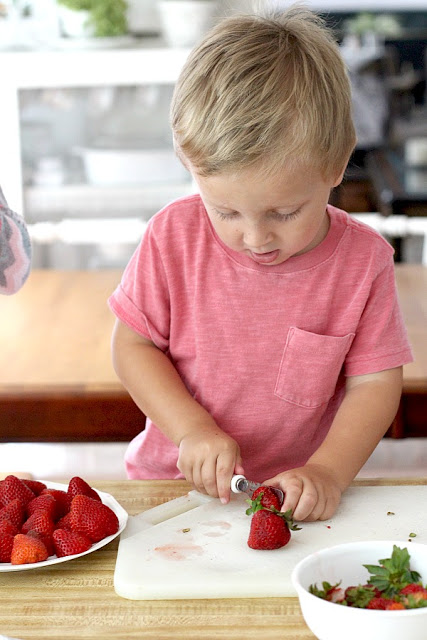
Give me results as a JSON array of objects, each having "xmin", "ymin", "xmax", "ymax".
[{"xmin": 0, "ymin": 478, "xmax": 425, "ymax": 640}]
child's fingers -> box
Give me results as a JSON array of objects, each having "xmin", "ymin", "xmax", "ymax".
[
  {"xmin": 200, "ymin": 458, "xmax": 220, "ymax": 498},
  {"xmin": 292, "ymin": 479, "xmax": 319, "ymax": 521},
  {"xmin": 216, "ymin": 451, "xmax": 237, "ymax": 504},
  {"xmin": 272, "ymin": 476, "xmax": 303, "ymax": 515}
]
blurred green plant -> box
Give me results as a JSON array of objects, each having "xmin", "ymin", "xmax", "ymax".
[
  {"xmin": 57, "ymin": 0, "xmax": 128, "ymax": 37},
  {"xmin": 345, "ymin": 12, "xmax": 401, "ymax": 37}
]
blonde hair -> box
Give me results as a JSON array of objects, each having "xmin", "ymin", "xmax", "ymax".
[{"xmin": 170, "ymin": 5, "xmax": 356, "ymax": 180}]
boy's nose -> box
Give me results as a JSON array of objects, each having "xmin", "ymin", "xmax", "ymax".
[{"xmin": 243, "ymin": 224, "xmax": 273, "ymax": 250}]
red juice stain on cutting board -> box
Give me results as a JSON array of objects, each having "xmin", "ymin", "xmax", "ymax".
[
  {"xmin": 201, "ymin": 521, "xmax": 231, "ymax": 537},
  {"xmin": 154, "ymin": 543, "xmax": 204, "ymax": 561}
]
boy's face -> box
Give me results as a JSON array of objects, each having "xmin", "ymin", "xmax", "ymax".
[{"xmin": 191, "ymin": 162, "xmax": 344, "ymax": 266}]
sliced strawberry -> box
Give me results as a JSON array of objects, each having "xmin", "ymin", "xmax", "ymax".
[
  {"xmin": 0, "ymin": 531, "xmax": 14, "ymax": 562},
  {"xmin": 0, "ymin": 475, "xmax": 35, "ymax": 507},
  {"xmin": 0, "ymin": 498, "xmax": 26, "ymax": 529},
  {"xmin": 22, "ymin": 509, "xmax": 55, "ymax": 537},
  {"xmin": 11, "ymin": 533, "xmax": 48, "ymax": 565},
  {"xmin": 53, "ymin": 528, "xmax": 92, "ymax": 558},
  {"xmin": 67, "ymin": 477, "xmax": 101, "ymax": 502},
  {"xmin": 69, "ymin": 495, "xmax": 119, "ymax": 542}
]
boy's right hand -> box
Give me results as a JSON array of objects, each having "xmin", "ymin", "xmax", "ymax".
[{"xmin": 177, "ymin": 429, "xmax": 244, "ymax": 505}]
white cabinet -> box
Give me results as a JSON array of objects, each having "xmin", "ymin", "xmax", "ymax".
[
  {"xmin": 0, "ymin": 44, "xmax": 191, "ymax": 214},
  {"xmin": 0, "ymin": 43, "xmax": 194, "ymax": 267}
]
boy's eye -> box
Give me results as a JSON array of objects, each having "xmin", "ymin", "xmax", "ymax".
[
  {"xmin": 214, "ymin": 209, "xmax": 239, "ymax": 221},
  {"xmin": 213, "ymin": 208, "xmax": 301, "ymax": 221},
  {"xmin": 269, "ymin": 209, "xmax": 301, "ymax": 221}
]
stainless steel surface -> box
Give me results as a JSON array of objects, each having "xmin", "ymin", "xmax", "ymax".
[{"xmin": 235, "ymin": 476, "xmax": 285, "ymax": 505}]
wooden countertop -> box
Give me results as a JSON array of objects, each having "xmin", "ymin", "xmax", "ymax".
[
  {"xmin": 0, "ymin": 269, "xmax": 122, "ymax": 395},
  {"xmin": 394, "ymin": 264, "xmax": 427, "ymax": 393},
  {"xmin": 0, "ymin": 265, "xmax": 425, "ymax": 394},
  {"xmin": 0, "ymin": 478, "xmax": 425, "ymax": 640}
]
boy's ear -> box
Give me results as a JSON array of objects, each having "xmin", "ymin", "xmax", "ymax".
[{"xmin": 332, "ymin": 165, "xmax": 347, "ymax": 188}]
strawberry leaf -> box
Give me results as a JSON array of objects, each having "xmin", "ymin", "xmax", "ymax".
[
  {"xmin": 364, "ymin": 545, "xmax": 421, "ymax": 598},
  {"xmin": 245, "ymin": 494, "xmax": 265, "ymax": 516},
  {"xmin": 309, "ymin": 581, "xmax": 341, "ymax": 600}
]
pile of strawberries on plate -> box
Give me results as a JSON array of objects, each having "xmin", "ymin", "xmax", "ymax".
[{"xmin": 0, "ymin": 475, "xmax": 119, "ymax": 565}]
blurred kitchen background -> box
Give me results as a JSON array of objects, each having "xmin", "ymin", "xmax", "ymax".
[
  {"xmin": 0, "ymin": 0, "xmax": 426, "ymax": 480},
  {"xmin": 1, "ymin": 0, "xmax": 426, "ymax": 270}
]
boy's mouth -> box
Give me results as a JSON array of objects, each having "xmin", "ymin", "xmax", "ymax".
[{"xmin": 248, "ymin": 249, "xmax": 280, "ymax": 264}]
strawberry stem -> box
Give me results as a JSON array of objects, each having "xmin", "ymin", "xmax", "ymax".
[{"xmin": 245, "ymin": 495, "xmax": 302, "ymax": 531}]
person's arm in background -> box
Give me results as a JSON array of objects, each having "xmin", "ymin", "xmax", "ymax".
[{"xmin": 0, "ymin": 185, "xmax": 31, "ymax": 295}]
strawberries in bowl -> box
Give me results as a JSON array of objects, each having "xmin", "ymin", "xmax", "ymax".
[
  {"xmin": 292, "ymin": 541, "xmax": 427, "ymax": 640},
  {"xmin": 0, "ymin": 475, "xmax": 127, "ymax": 570}
]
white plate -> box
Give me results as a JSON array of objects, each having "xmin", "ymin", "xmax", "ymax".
[{"xmin": 0, "ymin": 481, "xmax": 128, "ymax": 572}]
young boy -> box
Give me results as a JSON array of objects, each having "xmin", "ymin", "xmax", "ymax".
[
  {"xmin": 109, "ymin": 7, "xmax": 413, "ymax": 522},
  {"xmin": 0, "ymin": 185, "xmax": 31, "ymax": 295}
]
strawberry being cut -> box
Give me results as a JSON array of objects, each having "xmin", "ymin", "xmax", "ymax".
[
  {"xmin": 246, "ymin": 486, "xmax": 300, "ymax": 550},
  {"xmin": 10, "ymin": 533, "xmax": 49, "ymax": 565},
  {"xmin": 67, "ymin": 476, "xmax": 101, "ymax": 503},
  {"xmin": 69, "ymin": 495, "xmax": 119, "ymax": 542},
  {"xmin": 53, "ymin": 529, "xmax": 92, "ymax": 558}
]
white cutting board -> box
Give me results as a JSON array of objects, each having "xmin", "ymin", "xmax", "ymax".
[{"xmin": 114, "ymin": 485, "xmax": 427, "ymax": 600}]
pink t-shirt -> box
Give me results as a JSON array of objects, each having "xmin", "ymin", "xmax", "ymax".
[{"xmin": 109, "ymin": 195, "xmax": 413, "ymax": 481}]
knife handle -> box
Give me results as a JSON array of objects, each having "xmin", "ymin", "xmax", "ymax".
[{"xmin": 230, "ymin": 474, "xmax": 249, "ymax": 494}]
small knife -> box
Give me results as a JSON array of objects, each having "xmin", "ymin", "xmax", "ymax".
[{"xmin": 230, "ymin": 474, "xmax": 284, "ymax": 505}]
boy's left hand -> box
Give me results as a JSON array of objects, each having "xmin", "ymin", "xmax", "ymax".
[{"xmin": 264, "ymin": 463, "xmax": 342, "ymax": 521}]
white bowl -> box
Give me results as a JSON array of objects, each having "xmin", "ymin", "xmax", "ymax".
[
  {"xmin": 291, "ymin": 540, "xmax": 427, "ymax": 640},
  {"xmin": 75, "ymin": 147, "xmax": 188, "ymax": 185}
]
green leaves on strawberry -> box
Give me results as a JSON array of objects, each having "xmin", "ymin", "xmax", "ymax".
[
  {"xmin": 245, "ymin": 491, "xmax": 301, "ymax": 531},
  {"xmin": 246, "ymin": 488, "xmax": 301, "ymax": 550},
  {"xmin": 364, "ymin": 545, "xmax": 422, "ymax": 598},
  {"xmin": 344, "ymin": 585, "xmax": 380, "ymax": 608},
  {"xmin": 309, "ymin": 546, "xmax": 427, "ymax": 610},
  {"xmin": 309, "ymin": 581, "xmax": 342, "ymax": 601}
]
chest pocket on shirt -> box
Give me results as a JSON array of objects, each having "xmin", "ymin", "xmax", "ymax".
[{"xmin": 274, "ymin": 327, "xmax": 355, "ymax": 408}]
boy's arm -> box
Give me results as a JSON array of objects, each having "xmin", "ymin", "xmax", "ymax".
[
  {"xmin": 265, "ymin": 366, "xmax": 403, "ymax": 521},
  {"xmin": 111, "ymin": 319, "xmax": 243, "ymax": 501}
]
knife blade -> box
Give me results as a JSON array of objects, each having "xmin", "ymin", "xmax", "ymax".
[{"xmin": 230, "ymin": 474, "xmax": 284, "ymax": 505}]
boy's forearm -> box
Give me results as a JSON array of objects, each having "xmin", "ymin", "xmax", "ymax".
[
  {"xmin": 112, "ymin": 323, "xmax": 218, "ymax": 445},
  {"xmin": 306, "ymin": 368, "xmax": 403, "ymax": 490}
]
